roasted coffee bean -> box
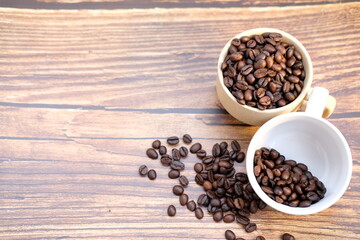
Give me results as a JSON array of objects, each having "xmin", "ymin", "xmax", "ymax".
[
  {"xmin": 187, "ymin": 200, "xmax": 196, "ymax": 211},
  {"xmin": 148, "ymin": 169, "xmax": 157, "ymax": 180},
  {"xmin": 167, "ymin": 205, "xmax": 176, "ymax": 216},
  {"xmin": 183, "ymin": 134, "xmax": 192, "ymax": 144},
  {"xmin": 152, "ymin": 140, "xmax": 161, "ymax": 149},
  {"xmin": 190, "ymin": 143, "xmax": 202, "ymax": 153},
  {"xmin": 173, "ymin": 185, "xmax": 184, "ymax": 196},
  {"xmin": 139, "ymin": 165, "xmax": 148, "ymax": 176},
  {"xmin": 159, "ymin": 145, "xmax": 167, "ymax": 155},
  {"xmin": 195, "ymin": 173, "xmax": 204, "ymax": 185},
  {"xmin": 160, "ymin": 157, "xmax": 172, "ymax": 166},
  {"xmin": 171, "ymin": 161, "xmax": 185, "ymax": 170},
  {"xmin": 210, "ymin": 198, "xmax": 221, "ymax": 207},
  {"xmin": 197, "ymin": 194, "xmax": 208, "ymax": 206},
  {"xmin": 256, "ymin": 236, "xmax": 266, "ymax": 240},
  {"xmin": 194, "ymin": 163, "xmax": 203, "ymax": 173},
  {"xmin": 236, "ymin": 215, "xmax": 250, "ymax": 225},
  {"xmin": 167, "ymin": 136, "xmax": 179, "ymax": 145},
  {"xmin": 282, "ymin": 233, "xmax": 295, "ymax": 240},
  {"xmin": 179, "ymin": 194, "xmax": 189, "ymax": 206},
  {"xmin": 254, "ymin": 68, "xmax": 268, "ymax": 79},
  {"xmin": 236, "ymin": 152, "xmax": 245, "ymax": 163},
  {"xmin": 179, "ymin": 175, "xmax": 189, "ymax": 187},
  {"xmin": 225, "ymin": 230, "xmax": 236, "ymax": 240},
  {"xmin": 179, "ymin": 146, "xmax": 188, "ymax": 158},
  {"xmin": 231, "ymin": 140, "xmax": 241, "ymax": 152},
  {"xmin": 146, "ymin": 148, "xmax": 158, "ymax": 159},
  {"xmin": 223, "ymin": 213, "xmax": 235, "ymax": 223},
  {"xmin": 212, "ymin": 143, "xmax": 221, "ymax": 157},
  {"xmin": 245, "ymin": 222, "xmax": 257, "ymax": 233},
  {"xmin": 196, "ymin": 150, "xmax": 207, "ymax": 159},
  {"xmin": 172, "ymin": 149, "xmax": 181, "ymax": 161},
  {"xmin": 213, "ymin": 210, "xmax": 223, "ymax": 222},
  {"xmin": 195, "ymin": 207, "xmax": 204, "ymax": 219},
  {"xmin": 168, "ymin": 169, "xmax": 180, "ymax": 179}
]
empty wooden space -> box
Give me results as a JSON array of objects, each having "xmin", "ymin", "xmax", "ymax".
[{"xmin": 0, "ymin": 1, "xmax": 359, "ymax": 239}]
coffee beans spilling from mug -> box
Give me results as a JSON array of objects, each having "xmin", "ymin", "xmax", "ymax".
[
  {"xmin": 254, "ymin": 147, "xmax": 326, "ymax": 207},
  {"xmin": 138, "ymin": 135, "xmax": 296, "ymax": 239},
  {"xmin": 221, "ymin": 32, "xmax": 305, "ymax": 110}
]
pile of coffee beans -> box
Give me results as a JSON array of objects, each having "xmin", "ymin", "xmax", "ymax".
[
  {"xmin": 254, "ymin": 147, "xmax": 326, "ymax": 207},
  {"xmin": 138, "ymin": 135, "xmax": 296, "ymax": 239},
  {"xmin": 221, "ymin": 32, "xmax": 305, "ymax": 110}
]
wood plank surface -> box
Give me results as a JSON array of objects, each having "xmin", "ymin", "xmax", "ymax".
[{"xmin": 0, "ymin": 2, "xmax": 360, "ymax": 240}]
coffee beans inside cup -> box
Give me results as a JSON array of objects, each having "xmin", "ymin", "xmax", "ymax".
[
  {"xmin": 253, "ymin": 147, "xmax": 326, "ymax": 207},
  {"xmin": 221, "ymin": 32, "xmax": 305, "ymax": 110}
]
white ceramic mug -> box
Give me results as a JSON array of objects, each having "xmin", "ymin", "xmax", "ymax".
[
  {"xmin": 245, "ymin": 87, "xmax": 352, "ymax": 215},
  {"xmin": 216, "ymin": 28, "xmax": 336, "ymax": 126}
]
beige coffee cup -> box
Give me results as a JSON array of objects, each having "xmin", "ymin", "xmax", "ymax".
[{"xmin": 216, "ymin": 28, "xmax": 336, "ymax": 126}]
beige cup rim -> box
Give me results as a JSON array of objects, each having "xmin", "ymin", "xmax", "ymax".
[{"xmin": 217, "ymin": 28, "xmax": 313, "ymax": 113}]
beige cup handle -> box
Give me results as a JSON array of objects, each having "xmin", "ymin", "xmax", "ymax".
[{"xmin": 299, "ymin": 87, "xmax": 337, "ymax": 118}]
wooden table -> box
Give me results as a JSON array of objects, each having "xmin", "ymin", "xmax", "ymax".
[{"xmin": 1, "ymin": 1, "xmax": 359, "ymax": 239}]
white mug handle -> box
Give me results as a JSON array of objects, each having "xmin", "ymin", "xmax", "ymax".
[{"xmin": 305, "ymin": 87, "xmax": 329, "ymax": 118}]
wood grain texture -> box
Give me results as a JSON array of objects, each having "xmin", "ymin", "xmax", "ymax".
[
  {"xmin": 0, "ymin": 0, "xmax": 358, "ymax": 9},
  {"xmin": 0, "ymin": 2, "xmax": 360, "ymax": 240}
]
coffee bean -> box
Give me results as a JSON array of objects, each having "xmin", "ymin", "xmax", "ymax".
[
  {"xmin": 259, "ymin": 96, "xmax": 271, "ymax": 106},
  {"xmin": 168, "ymin": 169, "xmax": 180, "ymax": 179},
  {"xmin": 179, "ymin": 175, "xmax": 189, "ymax": 187},
  {"xmin": 170, "ymin": 160, "xmax": 185, "ymax": 170},
  {"xmin": 282, "ymin": 233, "xmax": 295, "ymax": 240},
  {"xmin": 195, "ymin": 207, "xmax": 204, "ymax": 219},
  {"xmin": 236, "ymin": 215, "xmax": 250, "ymax": 225},
  {"xmin": 172, "ymin": 148, "xmax": 181, "ymax": 161},
  {"xmin": 160, "ymin": 156, "xmax": 172, "ymax": 166},
  {"xmin": 167, "ymin": 205, "xmax": 176, "ymax": 217},
  {"xmin": 179, "ymin": 193, "xmax": 189, "ymax": 206},
  {"xmin": 139, "ymin": 165, "xmax": 148, "ymax": 176},
  {"xmin": 236, "ymin": 238, "xmax": 245, "ymax": 240},
  {"xmin": 173, "ymin": 185, "xmax": 184, "ymax": 196},
  {"xmin": 236, "ymin": 152, "xmax": 245, "ymax": 163},
  {"xmin": 195, "ymin": 173, "xmax": 204, "ymax": 185},
  {"xmin": 223, "ymin": 213, "xmax": 235, "ymax": 223},
  {"xmin": 256, "ymin": 236, "xmax": 266, "ymax": 240},
  {"xmin": 197, "ymin": 194, "xmax": 208, "ymax": 206},
  {"xmin": 148, "ymin": 169, "xmax": 157, "ymax": 180},
  {"xmin": 213, "ymin": 210, "xmax": 223, "ymax": 222},
  {"xmin": 187, "ymin": 200, "xmax": 196, "ymax": 211},
  {"xmin": 146, "ymin": 148, "xmax": 158, "ymax": 159},
  {"xmin": 194, "ymin": 163, "xmax": 203, "ymax": 173},
  {"xmin": 212, "ymin": 143, "xmax": 221, "ymax": 157},
  {"xmin": 167, "ymin": 136, "xmax": 179, "ymax": 145},
  {"xmin": 254, "ymin": 68, "xmax": 268, "ymax": 78},
  {"xmin": 245, "ymin": 222, "xmax": 257, "ymax": 233},
  {"xmin": 225, "ymin": 230, "xmax": 236, "ymax": 240},
  {"xmin": 196, "ymin": 150, "xmax": 207, "ymax": 159},
  {"xmin": 183, "ymin": 134, "xmax": 192, "ymax": 144},
  {"xmin": 159, "ymin": 145, "xmax": 167, "ymax": 155},
  {"xmin": 306, "ymin": 191, "xmax": 320, "ymax": 202},
  {"xmin": 231, "ymin": 140, "xmax": 241, "ymax": 152},
  {"xmin": 190, "ymin": 143, "xmax": 202, "ymax": 153},
  {"xmin": 179, "ymin": 146, "xmax": 188, "ymax": 158},
  {"xmin": 152, "ymin": 140, "xmax": 161, "ymax": 149}
]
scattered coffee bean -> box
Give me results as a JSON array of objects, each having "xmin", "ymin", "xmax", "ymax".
[
  {"xmin": 147, "ymin": 169, "xmax": 157, "ymax": 180},
  {"xmin": 187, "ymin": 200, "xmax": 196, "ymax": 211},
  {"xmin": 172, "ymin": 148, "xmax": 181, "ymax": 161},
  {"xmin": 146, "ymin": 148, "xmax": 158, "ymax": 159},
  {"xmin": 196, "ymin": 150, "xmax": 207, "ymax": 159},
  {"xmin": 179, "ymin": 194, "xmax": 189, "ymax": 206},
  {"xmin": 195, "ymin": 207, "xmax": 204, "ymax": 219},
  {"xmin": 160, "ymin": 156, "xmax": 172, "ymax": 166},
  {"xmin": 159, "ymin": 145, "xmax": 167, "ymax": 155},
  {"xmin": 223, "ymin": 213, "xmax": 235, "ymax": 223},
  {"xmin": 179, "ymin": 175, "xmax": 189, "ymax": 187},
  {"xmin": 194, "ymin": 163, "xmax": 203, "ymax": 173},
  {"xmin": 222, "ymin": 32, "xmax": 305, "ymax": 110},
  {"xmin": 190, "ymin": 143, "xmax": 202, "ymax": 153},
  {"xmin": 254, "ymin": 147, "xmax": 326, "ymax": 207},
  {"xmin": 167, "ymin": 136, "xmax": 179, "ymax": 145},
  {"xmin": 167, "ymin": 205, "xmax": 176, "ymax": 216},
  {"xmin": 170, "ymin": 160, "xmax": 185, "ymax": 170},
  {"xmin": 225, "ymin": 230, "xmax": 236, "ymax": 240},
  {"xmin": 256, "ymin": 236, "xmax": 266, "ymax": 240},
  {"xmin": 179, "ymin": 146, "xmax": 188, "ymax": 157},
  {"xmin": 152, "ymin": 140, "xmax": 161, "ymax": 149},
  {"xmin": 139, "ymin": 165, "xmax": 148, "ymax": 176},
  {"xmin": 282, "ymin": 233, "xmax": 295, "ymax": 240},
  {"xmin": 183, "ymin": 134, "xmax": 193, "ymax": 144},
  {"xmin": 231, "ymin": 140, "xmax": 241, "ymax": 152},
  {"xmin": 168, "ymin": 169, "xmax": 180, "ymax": 179},
  {"xmin": 173, "ymin": 185, "xmax": 184, "ymax": 196},
  {"xmin": 245, "ymin": 222, "xmax": 257, "ymax": 233}
]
